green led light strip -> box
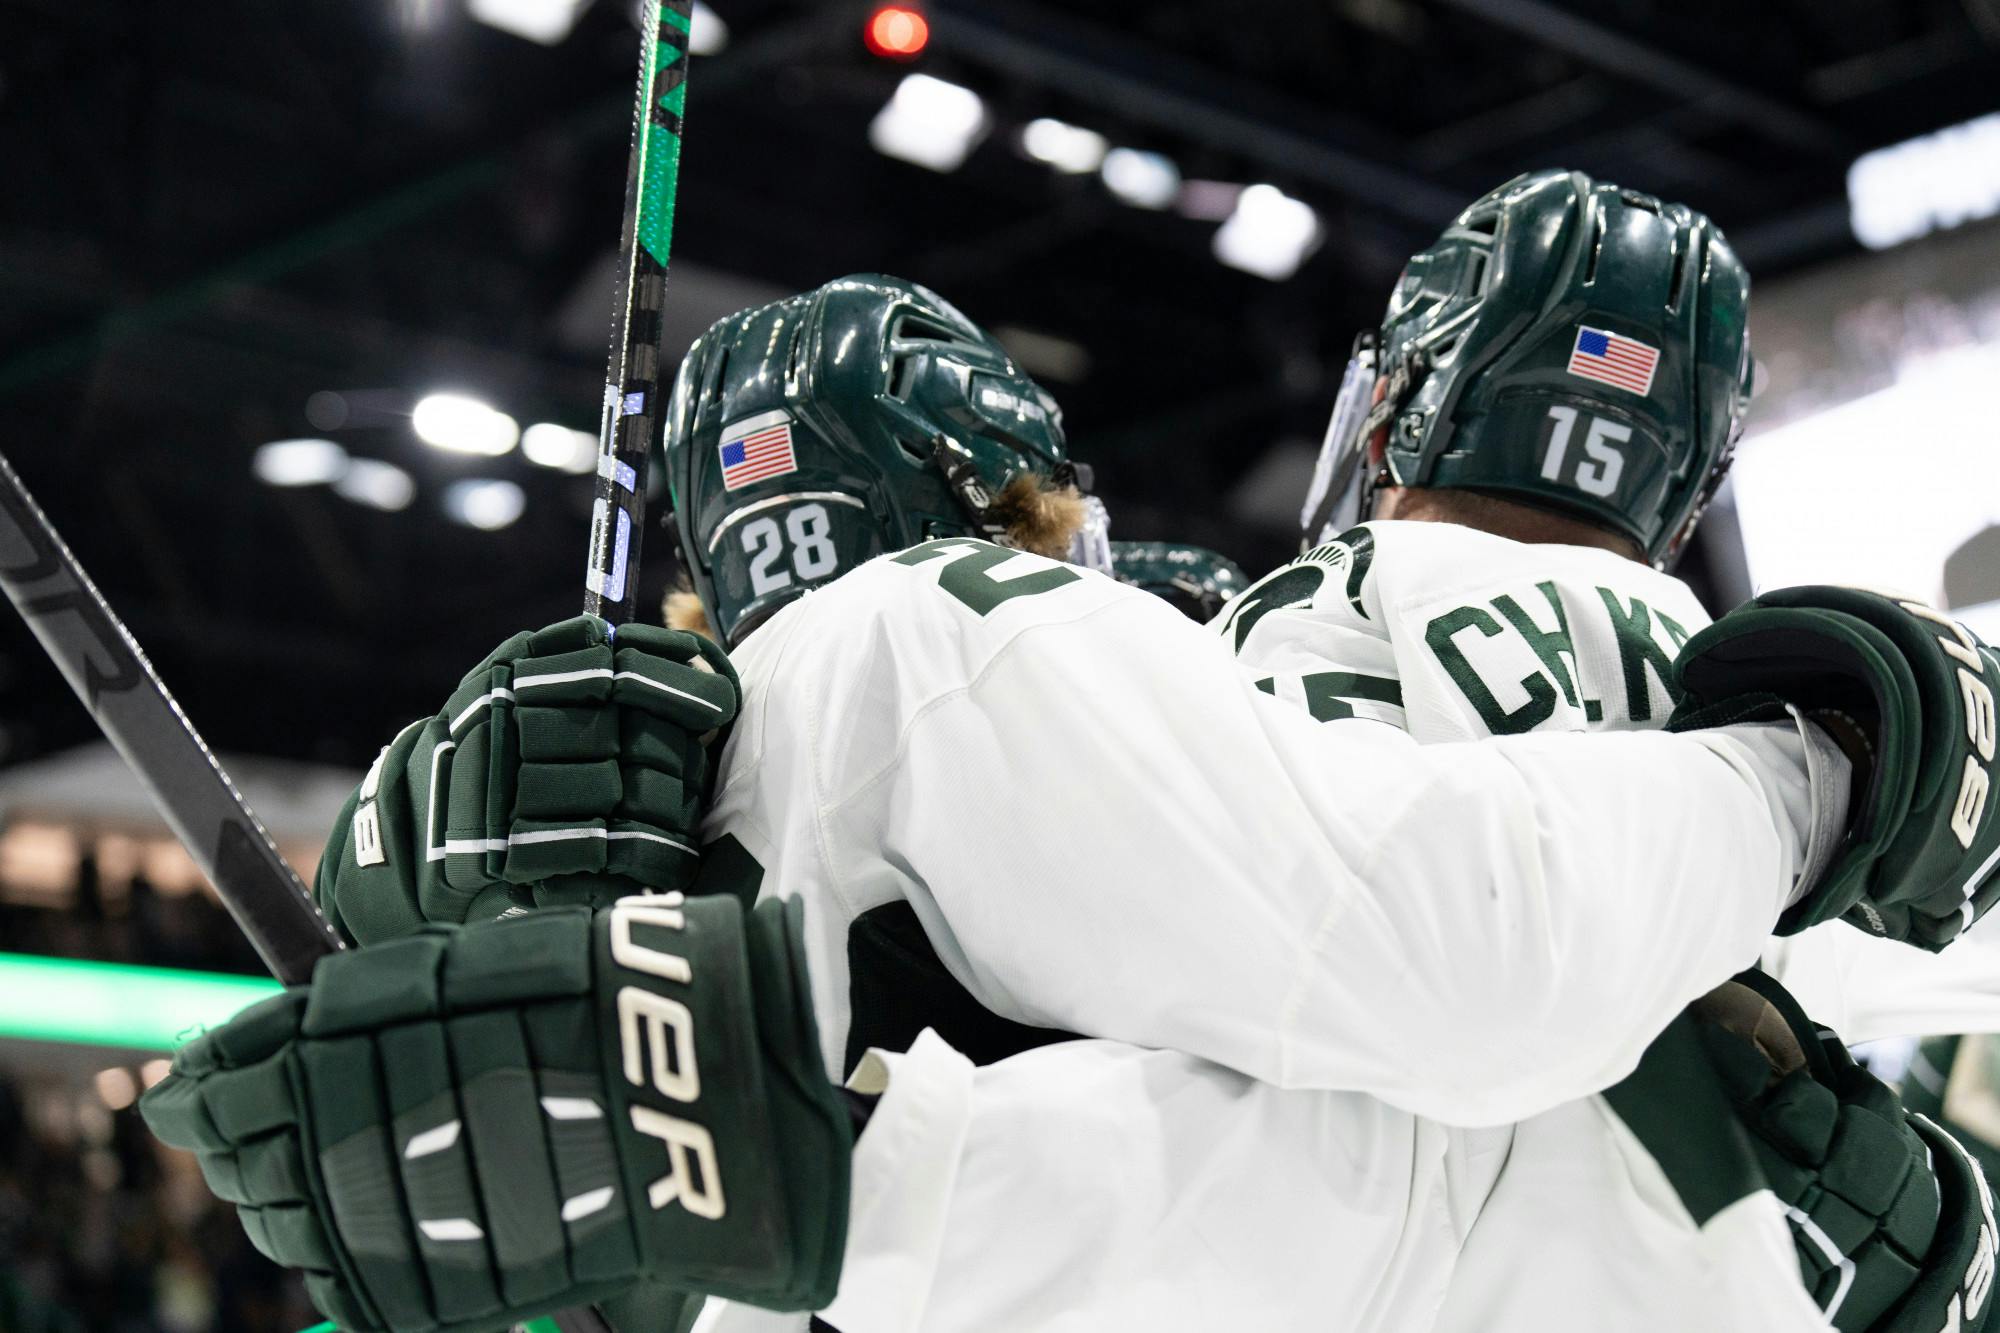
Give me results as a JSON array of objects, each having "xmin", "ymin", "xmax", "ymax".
[{"xmin": 0, "ymin": 952, "xmax": 282, "ymax": 1050}]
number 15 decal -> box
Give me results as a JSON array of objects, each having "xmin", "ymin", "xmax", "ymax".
[{"xmin": 1540, "ymin": 405, "xmax": 1629, "ymax": 498}]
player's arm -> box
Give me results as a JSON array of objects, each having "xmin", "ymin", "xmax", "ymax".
[
  {"xmin": 746, "ymin": 549, "xmax": 1817, "ymax": 1125},
  {"xmin": 1765, "ymin": 924, "xmax": 2000, "ymax": 1044},
  {"xmin": 815, "ymin": 983, "xmax": 1998, "ymax": 1333},
  {"xmin": 812, "ymin": 1034, "xmax": 1440, "ymax": 1333}
]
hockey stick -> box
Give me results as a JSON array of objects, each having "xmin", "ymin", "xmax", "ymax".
[
  {"xmin": 0, "ymin": 450, "xmax": 344, "ymax": 986},
  {"xmin": 0, "ymin": 5, "xmax": 691, "ymax": 1325},
  {"xmin": 0, "ymin": 458, "xmax": 620, "ymax": 1333},
  {"xmin": 584, "ymin": 0, "xmax": 695, "ymax": 628},
  {"xmin": 559, "ymin": 5, "xmax": 697, "ymax": 1329}
]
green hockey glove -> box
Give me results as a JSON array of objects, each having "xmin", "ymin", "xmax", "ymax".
[
  {"xmin": 140, "ymin": 894, "xmax": 848, "ymax": 1333},
  {"xmin": 317, "ymin": 617, "xmax": 740, "ymax": 944},
  {"xmin": 1669, "ymin": 586, "xmax": 2000, "ymax": 950},
  {"xmin": 1684, "ymin": 972, "xmax": 1995, "ymax": 1333}
]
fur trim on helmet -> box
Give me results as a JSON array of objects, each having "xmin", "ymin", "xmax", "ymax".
[
  {"xmin": 988, "ymin": 474, "xmax": 1087, "ymax": 558},
  {"xmin": 663, "ymin": 586, "xmax": 717, "ymax": 642}
]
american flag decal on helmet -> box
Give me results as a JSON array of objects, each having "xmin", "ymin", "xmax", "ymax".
[
  {"xmin": 718, "ymin": 411, "xmax": 798, "ymax": 490},
  {"xmin": 1568, "ymin": 326, "xmax": 1661, "ymax": 396}
]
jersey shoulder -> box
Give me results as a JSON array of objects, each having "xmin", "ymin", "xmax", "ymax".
[
  {"xmin": 716, "ymin": 537, "xmax": 1158, "ymax": 804},
  {"xmin": 1216, "ymin": 524, "xmax": 1386, "ymax": 650}
]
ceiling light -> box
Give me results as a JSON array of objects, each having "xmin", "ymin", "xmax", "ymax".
[
  {"xmin": 1021, "ymin": 118, "xmax": 1108, "ymax": 174},
  {"xmin": 1101, "ymin": 147, "xmax": 1181, "ymax": 209},
  {"xmin": 522, "ymin": 422, "xmax": 600, "ymax": 473},
  {"xmin": 333, "ymin": 458, "xmax": 417, "ymax": 512},
  {"xmin": 467, "ymin": 0, "xmax": 590, "ymax": 45},
  {"xmin": 1848, "ymin": 111, "xmax": 2000, "ymax": 250},
  {"xmin": 252, "ymin": 439, "xmax": 348, "ymax": 488},
  {"xmin": 413, "ymin": 393, "xmax": 520, "ymax": 457},
  {"xmin": 865, "ymin": 5, "xmax": 930, "ymax": 60},
  {"xmin": 442, "ymin": 479, "xmax": 527, "ymax": 531},
  {"xmin": 1213, "ymin": 184, "xmax": 1323, "ymax": 282},
  {"xmin": 689, "ymin": 0, "xmax": 728, "ymax": 54},
  {"xmin": 869, "ymin": 73, "xmax": 987, "ymax": 173}
]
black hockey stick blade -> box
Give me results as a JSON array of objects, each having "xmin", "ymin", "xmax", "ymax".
[
  {"xmin": 0, "ymin": 461, "xmax": 614, "ymax": 1333},
  {"xmin": 0, "ymin": 450, "xmax": 343, "ymax": 986}
]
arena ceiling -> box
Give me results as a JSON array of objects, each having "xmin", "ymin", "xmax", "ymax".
[{"xmin": 0, "ymin": 0, "xmax": 1995, "ymax": 765}]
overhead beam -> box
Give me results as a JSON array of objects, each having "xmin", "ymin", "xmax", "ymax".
[
  {"xmin": 927, "ymin": 0, "xmax": 1466, "ymax": 229},
  {"xmin": 1428, "ymin": 0, "xmax": 1851, "ymax": 158}
]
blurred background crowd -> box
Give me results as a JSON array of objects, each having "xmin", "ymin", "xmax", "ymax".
[{"xmin": 3, "ymin": 0, "xmax": 2000, "ymax": 1326}]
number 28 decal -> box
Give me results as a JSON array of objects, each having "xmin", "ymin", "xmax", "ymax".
[
  {"xmin": 742, "ymin": 502, "xmax": 841, "ymax": 596},
  {"xmin": 1540, "ymin": 405, "xmax": 1630, "ymax": 499}
]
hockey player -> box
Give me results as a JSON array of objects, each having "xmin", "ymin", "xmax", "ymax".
[
  {"xmin": 146, "ymin": 250, "xmax": 2000, "ymax": 1332},
  {"xmin": 311, "ymin": 272, "xmax": 1857, "ymax": 1115},
  {"xmin": 674, "ymin": 174, "xmax": 2000, "ymax": 1331},
  {"xmin": 664, "ymin": 174, "xmax": 2000, "ymax": 1331}
]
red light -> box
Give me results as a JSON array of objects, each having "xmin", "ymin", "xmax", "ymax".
[{"xmin": 866, "ymin": 6, "xmax": 930, "ymax": 59}]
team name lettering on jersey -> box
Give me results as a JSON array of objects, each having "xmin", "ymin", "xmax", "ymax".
[
  {"xmin": 611, "ymin": 894, "xmax": 727, "ymax": 1219},
  {"xmin": 1425, "ymin": 584, "xmax": 1690, "ymax": 734}
]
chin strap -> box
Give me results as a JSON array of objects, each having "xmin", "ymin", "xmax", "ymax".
[{"xmin": 932, "ymin": 432, "xmax": 998, "ymax": 526}]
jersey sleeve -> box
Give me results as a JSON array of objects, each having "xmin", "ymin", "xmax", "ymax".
[
  {"xmin": 1765, "ymin": 923, "xmax": 2000, "ymax": 1044},
  {"xmin": 816, "ymin": 1030, "xmax": 1454, "ymax": 1333},
  {"xmin": 731, "ymin": 541, "xmax": 1822, "ymax": 1125}
]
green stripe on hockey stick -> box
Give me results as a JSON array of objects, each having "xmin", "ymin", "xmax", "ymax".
[{"xmin": 637, "ymin": 2, "xmax": 691, "ymax": 266}]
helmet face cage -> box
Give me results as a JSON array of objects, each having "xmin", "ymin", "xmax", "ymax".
[
  {"xmin": 663, "ymin": 275, "xmax": 1088, "ymax": 644},
  {"xmin": 1307, "ymin": 170, "xmax": 1753, "ymax": 568},
  {"xmin": 1299, "ymin": 331, "xmax": 1381, "ymax": 551}
]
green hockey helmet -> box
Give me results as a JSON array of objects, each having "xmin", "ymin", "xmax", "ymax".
[
  {"xmin": 662, "ymin": 274, "xmax": 1090, "ymax": 645},
  {"xmin": 1300, "ymin": 169, "xmax": 1754, "ymax": 567},
  {"xmin": 1107, "ymin": 541, "xmax": 1248, "ymax": 622}
]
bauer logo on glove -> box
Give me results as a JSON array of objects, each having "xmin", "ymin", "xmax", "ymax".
[{"xmin": 610, "ymin": 894, "xmax": 727, "ymax": 1219}]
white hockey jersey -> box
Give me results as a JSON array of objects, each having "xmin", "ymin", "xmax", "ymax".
[
  {"xmin": 687, "ymin": 525, "xmax": 1859, "ymax": 1332},
  {"xmin": 700, "ymin": 530, "xmax": 1820, "ymax": 1123},
  {"xmin": 783, "ymin": 524, "xmax": 1996, "ymax": 1333}
]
